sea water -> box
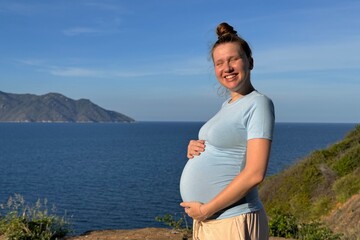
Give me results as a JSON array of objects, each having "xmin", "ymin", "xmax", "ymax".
[{"xmin": 0, "ymin": 122, "xmax": 356, "ymax": 234}]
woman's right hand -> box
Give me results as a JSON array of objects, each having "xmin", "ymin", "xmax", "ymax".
[{"xmin": 187, "ymin": 140, "xmax": 205, "ymax": 159}]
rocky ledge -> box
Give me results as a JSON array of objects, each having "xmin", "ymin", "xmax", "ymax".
[
  {"xmin": 0, "ymin": 227, "xmax": 293, "ymax": 240},
  {"xmin": 64, "ymin": 228, "xmax": 291, "ymax": 240}
]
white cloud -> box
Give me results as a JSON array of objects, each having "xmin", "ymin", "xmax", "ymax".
[
  {"xmin": 16, "ymin": 58, "xmax": 45, "ymax": 66},
  {"xmin": 254, "ymin": 38, "xmax": 360, "ymax": 74},
  {"xmin": 62, "ymin": 27, "xmax": 102, "ymax": 36},
  {"xmin": 82, "ymin": 1, "xmax": 125, "ymax": 12},
  {"xmin": 49, "ymin": 67, "xmax": 103, "ymax": 77},
  {"xmin": 15, "ymin": 53, "xmax": 212, "ymax": 79}
]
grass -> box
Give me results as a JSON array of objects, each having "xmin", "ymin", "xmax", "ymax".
[
  {"xmin": 260, "ymin": 124, "xmax": 360, "ymax": 239},
  {"xmin": 0, "ymin": 194, "xmax": 71, "ymax": 240}
]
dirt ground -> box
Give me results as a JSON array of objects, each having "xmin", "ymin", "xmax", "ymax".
[
  {"xmin": 66, "ymin": 228, "xmax": 190, "ymax": 240},
  {"xmin": 0, "ymin": 228, "xmax": 293, "ymax": 240},
  {"xmin": 64, "ymin": 228, "xmax": 291, "ymax": 240}
]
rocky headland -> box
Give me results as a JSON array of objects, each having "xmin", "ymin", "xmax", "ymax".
[{"xmin": 0, "ymin": 91, "xmax": 134, "ymax": 123}]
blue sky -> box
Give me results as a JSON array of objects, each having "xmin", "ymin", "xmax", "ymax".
[{"xmin": 1, "ymin": 0, "xmax": 359, "ymax": 122}]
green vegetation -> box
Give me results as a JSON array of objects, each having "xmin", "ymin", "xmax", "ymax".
[
  {"xmin": 260, "ymin": 124, "xmax": 360, "ymax": 239},
  {"xmin": 155, "ymin": 213, "xmax": 192, "ymax": 239},
  {"xmin": 268, "ymin": 209, "xmax": 342, "ymax": 239},
  {"xmin": 0, "ymin": 194, "xmax": 71, "ymax": 240},
  {"xmin": 155, "ymin": 213, "xmax": 191, "ymax": 232},
  {"xmin": 298, "ymin": 222, "xmax": 343, "ymax": 240},
  {"xmin": 268, "ymin": 209, "xmax": 298, "ymax": 238}
]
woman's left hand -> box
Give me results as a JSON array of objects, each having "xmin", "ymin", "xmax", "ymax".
[{"xmin": 180, "ymin": 201, "xmax": 209, "ymax": 221}]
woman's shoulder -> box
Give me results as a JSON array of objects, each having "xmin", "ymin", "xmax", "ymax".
[
  {"xmin": 251, "ymin": 90, "xmax": 271, "ymax": 99},
  {"xmin": 246, "ymin": 90, "xmax": 273, "ymax": 106}
]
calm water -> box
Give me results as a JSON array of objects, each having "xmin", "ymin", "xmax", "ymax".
[{"xmin": 0, "ymin": 122, "xmax": 356, "ymax": 235}]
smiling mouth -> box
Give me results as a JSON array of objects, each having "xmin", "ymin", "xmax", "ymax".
[{"xmin": 224, "ymin": 74, "xmax": 237, "ymax": 80}]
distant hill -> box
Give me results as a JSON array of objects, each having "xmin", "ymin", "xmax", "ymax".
[
  {"xmin": 260, "ymin": 125, "xmax": 360, "ymax": 239},
  {"xmin": 0, "ymin": 91, "xmax": 135, "ymax": 123}
]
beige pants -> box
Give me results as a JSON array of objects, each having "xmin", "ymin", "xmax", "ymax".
[{"xmin": 193, "ymin": 208, "xmax": 269, "ymax": 240}]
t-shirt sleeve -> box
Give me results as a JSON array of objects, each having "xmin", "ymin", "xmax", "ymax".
[{"xmin": 247, "ymin": 96, "xmax": 275, "ymax": 140}]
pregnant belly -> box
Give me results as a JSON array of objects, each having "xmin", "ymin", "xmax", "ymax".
[{"xmin": 179, "ymin": 145, "xmax": 241, "ymax": 203}]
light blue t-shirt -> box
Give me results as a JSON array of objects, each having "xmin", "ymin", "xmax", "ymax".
[{"xmin": 180, "ymin": 90, "xmax": 275, "ymax": 219}]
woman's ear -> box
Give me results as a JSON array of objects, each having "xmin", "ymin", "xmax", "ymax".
[{"xmin": 249, "ymin": 57, "xmax": 254, "ymax": 70}]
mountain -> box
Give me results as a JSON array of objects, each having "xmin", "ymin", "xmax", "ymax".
[{"xmin": 0, "ymin": 91, "xmax": 135, "ymax": 123}]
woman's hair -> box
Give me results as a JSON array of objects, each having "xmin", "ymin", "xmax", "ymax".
[{"xmin": 211, "ymin": 22, "xmax": 253, "ymax": 63}]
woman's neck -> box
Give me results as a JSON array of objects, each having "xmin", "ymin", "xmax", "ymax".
[{"xmin": 229, "ymin": 84, "xmax": 255, "ymax": 103}]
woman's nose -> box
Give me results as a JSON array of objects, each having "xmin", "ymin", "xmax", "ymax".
[{"xmin": 224, "ymin": 62, "xmax": 233, "ymax": 72}]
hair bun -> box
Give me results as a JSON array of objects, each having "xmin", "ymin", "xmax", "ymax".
[{"xmin": 216, "ymin": 22, "xmax": 238, "ymax": 39}]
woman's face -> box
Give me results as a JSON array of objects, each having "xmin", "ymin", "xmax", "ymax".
[{"xmin": 212, "ymin": 42, "xmax": 252, "ymax": 94}]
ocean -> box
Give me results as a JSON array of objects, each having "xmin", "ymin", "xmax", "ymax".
[{"xmin": 0, "ymin": 122, "xmax": 356, "ymax": 235}]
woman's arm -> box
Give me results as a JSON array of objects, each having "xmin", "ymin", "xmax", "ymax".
[{"xmin": 181, "ymin": 138, "xmax": 271, "ymax": 221}]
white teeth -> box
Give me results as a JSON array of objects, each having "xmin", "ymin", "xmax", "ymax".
[{"xmin": 225, "ymin": 75, "xmax": 236, "ymax": 79}]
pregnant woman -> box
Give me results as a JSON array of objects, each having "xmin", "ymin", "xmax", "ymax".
[{"xmin": 180, "ymin": 22, "xmax": 275, "ymax": 240}]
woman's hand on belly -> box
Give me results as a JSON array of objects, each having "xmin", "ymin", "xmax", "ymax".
[
  {"xmin": 180, "ymin": 201, "xmax": 211, "ymax": 221},
  {"xmin": 187, "ymin": 140, "xmax": 206, "ymax": 159}
]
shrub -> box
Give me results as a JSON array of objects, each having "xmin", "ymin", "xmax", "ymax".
[
  {"xmin": 269, "ymin": 209, "xmax": 298, "ymax": 238},
  {"xmin": 269, "ymin": 209, "xmax": 342, "ymax": 240},
  {"xmin": 298, "ymin": 222, "xmax": 342, "ymax": 240},
  {"xmin": 155, "ymin": 213, "xmax": 192, "ymax": 239},
  {"xmin": 155, "ymin": 213, "xmax": 190, "ymax": 231},
  {"xmin": 0, "ymin": 193, "xmax": 71, "ymax": 240}
]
